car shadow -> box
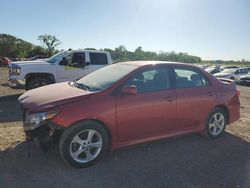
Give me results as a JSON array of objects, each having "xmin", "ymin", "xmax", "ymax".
[
  {"xmin": 1, "ymin": 83, "xmax": 9, "ymax": 87},
  {"xmin": 0, "ymin": 94, "xmax": 23, "ymax": 123},
  {"xmin": 0, "ymin": 132, "xmax": 249, "ymax": 188}
]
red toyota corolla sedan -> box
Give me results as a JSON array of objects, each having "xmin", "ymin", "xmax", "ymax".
[{"xmin": 18, "ymin": 61, "xmax": 240, "ymax": 168}]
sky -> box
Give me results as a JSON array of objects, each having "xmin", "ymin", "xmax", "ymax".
[{"xmin": 1, "ymin": 0, "xmax": 250, "ymax": 60}]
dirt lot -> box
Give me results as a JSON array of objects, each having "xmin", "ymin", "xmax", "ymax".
[{"xmin": 0, "ymin": 67, "xmax": 249, "ymax": 188}]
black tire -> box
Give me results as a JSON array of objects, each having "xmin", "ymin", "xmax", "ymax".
[
  {"xmin": 203, "ymin": 108, "xmax": 227, "ymax": 138},
  {"xmin": 59, "ymin": 121, "xmax": 109, "ymax": 168},
  {"xmin": 26, "ymin": 77, "xmax": 52, "ymax": 90},
  {"xmin": 230, "ymin": 77, "xmax": 235, "ymax": 80}
]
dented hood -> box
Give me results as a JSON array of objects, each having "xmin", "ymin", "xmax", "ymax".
[{"xmin": 18, "ymin": 82, "xmax": 92, "ymax": 112}]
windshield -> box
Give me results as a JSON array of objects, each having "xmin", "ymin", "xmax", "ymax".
[
  {"xmin": 47, "ymin": 51, "xmax": 69, "ymax": 63},
  {"xmin": 221, "ymin": 69, "xmax": 237, "ymax": 73},
  {"xmin": 75, "ymin": 63, "xmax": 138, "ymax": 91}
]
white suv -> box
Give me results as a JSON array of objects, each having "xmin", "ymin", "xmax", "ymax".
[{"xmin": 8, "ymin": 50, "xmax": 112, "ymax": 90}]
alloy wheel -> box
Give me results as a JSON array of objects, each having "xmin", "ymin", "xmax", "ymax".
[
  {"xmin": 208, "ymin": 112, "xmax": 225, "ymax": 136},
  {"xmin": 69, "ymin": 129, "xmax": 103, "ymax": 163}
]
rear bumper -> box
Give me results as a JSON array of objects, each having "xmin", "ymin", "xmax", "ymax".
[{"xmin": 228, "ymin": 99, "xmax": 240, "ymax": 124}]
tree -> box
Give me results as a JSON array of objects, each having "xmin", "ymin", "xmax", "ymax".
[
  {"xmin": 38, "ymin": 34, "xmax": 61, "ymax": 56},
  {"xmin": 0, "ymin": 34, "xmax": 37, "ymax": 58},
  {"xmin": 0, "ymin": 34, "xmax": 18, "ymax": 57},
  {"xmin": 113, "ymin": 45, "xmax": 127, "ymax": 61},
  {"xmin": 134, "ymin": 46, "xmax": 143, "ymax": 60},
  {"xmin": 29, "ymin": 46, "xmax": 46, "ymax": 57}
]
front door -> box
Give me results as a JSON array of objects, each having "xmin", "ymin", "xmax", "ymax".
[
  {"xmin": 116, "ymin": 66, "xmax": 176, "ymax": 142},
  {"xmin": 57, "ymin": 52, "xmax": 88, "ymax": 82}
]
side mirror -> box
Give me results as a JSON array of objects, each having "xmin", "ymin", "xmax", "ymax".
[
  {"xmin": 121, "ymin": 85, "xmax": 138, "ymax": 95},
  {"xmin": 59, "ymin": 57, "xmax": 68, "ymax": 65}
]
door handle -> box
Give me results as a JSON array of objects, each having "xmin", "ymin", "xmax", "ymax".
[
  {"xmin": 164, "ymin": 96, "xmax": 174, "ymax": 102},
  {"xmin": 207, "ymin": 91, "xmax": 214, "ymax": 97}
]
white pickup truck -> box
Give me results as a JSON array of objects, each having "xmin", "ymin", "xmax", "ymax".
[{"xmin": 8, "ymin": 50, "xmax": 112, "ymax": 90}]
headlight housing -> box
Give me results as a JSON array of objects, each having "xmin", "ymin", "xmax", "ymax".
[
  {"xmin": 24, "ymin": 111, "xmax": 58, "ymax": 131},
  {"xmin": 11, "ymin": 66, "xmax": 21, "ymax": 75}
]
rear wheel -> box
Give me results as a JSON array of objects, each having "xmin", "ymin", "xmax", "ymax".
[
  {"xmin": 230, "ymin": 76, "xmax": 235, "ymax": 80},
  {"xmin": 203, "ymin": 108, "xmax": 227, "ymax": 138},
  {"xmin": 59, "ymin": 121, "xmax": 109, "ymax": 168},
  {"xmin": 26, "ymin": 77, "xmax": 51, "ymax": 90}
]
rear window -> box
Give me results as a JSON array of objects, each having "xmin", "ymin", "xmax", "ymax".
[
  {"xmin": 174, "ymin": 67, "xmax": 210, "ymax": 88},
  {"xmin": 89, "ymin": 53, "xmax": 108, "ymax": 65}
]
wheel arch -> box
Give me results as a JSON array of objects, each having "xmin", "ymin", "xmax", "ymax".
[
  {"xmin": 25, "ymin": 73, "xmax": 55, "ymax": 88},
  {"xmin": 67, "ymin": 119, "xmax": 113, "ymax": 149},
  {"xmin": 213, "ymin": 105, "xmax": 229, "ymax": 124}
]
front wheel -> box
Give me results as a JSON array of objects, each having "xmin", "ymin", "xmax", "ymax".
[
  {"xmin": 203, "ymin": 108, "xmax": 227, "ymax": 138},
  {"xmin": 26, "ymin": 77, "xmax": 51, "ymax": 90},
  {"xmin": 59, "ymin": 121, "xmax": 109, "ymax": 168}
]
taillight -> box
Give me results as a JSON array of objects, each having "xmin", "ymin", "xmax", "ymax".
[{"xmin": 236, "ymin": 89, "xmax": 240, "ymax": 97}]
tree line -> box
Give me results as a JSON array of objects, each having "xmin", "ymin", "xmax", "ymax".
[
  {"xmin": 0, "ymin": 34, "xmax": 60, "ymax": 59},
  {"xmin": 0, "ymin": 33, "xmax": 249, "ymax": 65},
  {"xmin": 102, "ymin": 46, "xmax": 202, "ymax": 64}
]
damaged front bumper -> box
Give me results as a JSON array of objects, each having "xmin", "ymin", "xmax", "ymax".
[{"xmin": 24, "ymin": 121, "xmax": 64, "ymax": 147}]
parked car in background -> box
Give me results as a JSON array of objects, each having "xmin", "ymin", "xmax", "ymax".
[
  {"xmin": 0, "ymin": 57, "xmax": 11, "ymax": 66},
  {"xmin": 238, "ymin": 72, "xmax": 250, "ymax": 86},
  {"xmin": 205, "ymin": 67, "xmax": 221, "ymax": 75},
  {"xmin": 8, "ymin": 49, "xmax": 112, "ymax": 90},
  {"xmin": 19, "ymin": 61, "xmax": 240, "ymax": 168},
  {"xmin": 196, "ymin": 64, "xmax": 210, "ymax": 69},
  {"xmin": 220, "ymin": 65, "xmax": 239, "ymax": 71},
  {"xmin": 214, "ymin": 68, "xmax": 249, "ymax": 80}
]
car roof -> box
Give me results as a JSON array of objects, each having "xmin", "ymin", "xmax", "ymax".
[
  {"xmin": 118, "ymin": 61, "xmax": 201, "ymax": 68},
  {"xmin": 70, "ymin": 49, "xmax": 108, "ymax": 53}
]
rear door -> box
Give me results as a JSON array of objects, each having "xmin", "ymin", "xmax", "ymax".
[
  {"xmin": 173, "ymin": 66, "xmax": 216, "ymax": 131},
  {"xmin": 86, "ymin": 52, "xmax": 109, "ymax": 74}
]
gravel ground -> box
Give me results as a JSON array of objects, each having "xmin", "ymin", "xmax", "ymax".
[{"xmin": 0, "ymin": 67, "xmax": 249, "ymax": 188}]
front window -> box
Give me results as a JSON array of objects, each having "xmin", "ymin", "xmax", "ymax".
[
  {"xmin": 47, "ymin": 51, "xmax": 69, "ymax": 63},
  {"xmin": 242, "ymin": 69, "xmax": 249, "ymax": 73},
  {"xmin": 75, "ymin": 63, "xmax": 138, "ymax": 91},
  {"xmin": 62, "ymin": 53, "xmax": 86, "ymax": 68},
  {"xmin": 125, "ymin": 66, "xmax": 170, "ymax": 93}
]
